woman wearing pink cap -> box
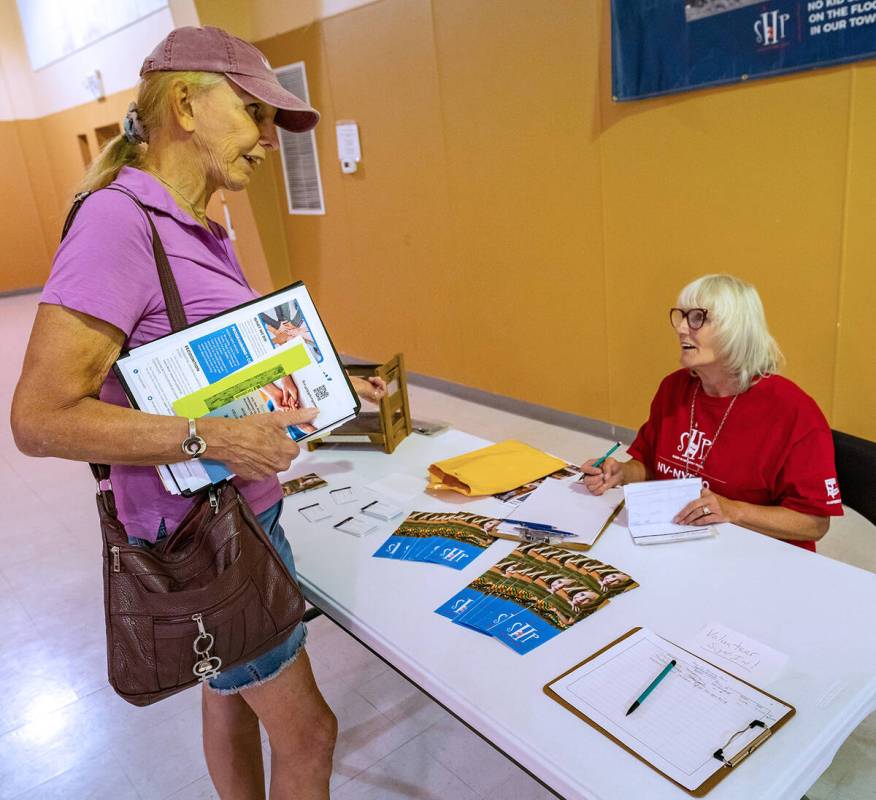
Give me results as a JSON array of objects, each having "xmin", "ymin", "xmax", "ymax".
[{"xmin": 11, "ymin": 26, "xmax": 381, "ymax": 799}]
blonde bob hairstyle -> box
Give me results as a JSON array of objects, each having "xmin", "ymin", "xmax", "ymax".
[
  {"xmin": 78, "ymin": 71, "xmax": 225, "ymax": 194},
  {"xmin": 677, "ymin": 274, "xmax": 783, "ymax": 391}
]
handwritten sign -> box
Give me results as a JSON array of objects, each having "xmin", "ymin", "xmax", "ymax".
[{"xmin": 685, "ymin": 622, "xmax": 789, "ymax": 684}]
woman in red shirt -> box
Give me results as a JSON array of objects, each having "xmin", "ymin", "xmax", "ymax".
[{"xmin": 581, "ymin": 274, "xmax": 842, "ymax": 550}]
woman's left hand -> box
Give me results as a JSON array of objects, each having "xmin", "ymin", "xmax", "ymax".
[
  {"xmin": 351, "ymin": 376, "xmax": 387, "ymax": 404},
  {"xmin": 674, "ymin": 488, "xmax": 740, "ymax": 526}
]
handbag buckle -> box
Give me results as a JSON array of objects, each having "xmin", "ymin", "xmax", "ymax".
[
  {"xmin": 208, "ymin": 487, "xmax": 220, "ymax": 514},
  {"xmin": 191, "ymin": 613, "xmax": 222, "ymax": 682},
  {"xmin": 193, "ymin": 656, "xmax": 222, "ymax": 681}
]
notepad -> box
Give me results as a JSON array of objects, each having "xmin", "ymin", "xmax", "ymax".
[
  {"xmin": 329, "ymin": 486, "xmax": 358, "ymax": 505},
  {"xmin": 360, "ymin": 500, "xmax": 403, "ymax": 521},
  {"xmin": 545, "ymin": 628, "xmax": 794, "ymax": 793},
  {"xmin": 298, "ymin": 502, "xmax": 331, "ymax": 523},
  {"xmin": 333, "ymin": 516, "xmax": 376, "ymax": 537},
  {"xmin": 623, "ymin": 478, "xmax": 715, "ymax": 544}
]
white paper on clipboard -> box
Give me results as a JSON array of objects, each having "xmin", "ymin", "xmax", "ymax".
[{"xmin": 547, "ymin": 628, "xmax": 791, "ymax": 791}]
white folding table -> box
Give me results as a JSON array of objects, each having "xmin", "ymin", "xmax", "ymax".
[{"xmin": 278, "ymin": 429, "xmax": 876, "ymax": 800}]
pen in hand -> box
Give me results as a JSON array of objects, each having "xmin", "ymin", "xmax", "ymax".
[
  {"xmin": 579, "ymin": 441, "xmax": 622, "ymax": 482},
  {"xmin": 593, "ymin": 441, "xmax": 622, "ymax": 469},
  {"xmin": 626, "ymin": 659, "xmax": 676, "ymax": 716}
]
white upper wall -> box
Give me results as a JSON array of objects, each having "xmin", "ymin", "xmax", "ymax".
[
  {"xmin": 17, "ymin": 0, "xmax": 169, "ymax": 71},
  {"xmin": 0, "ymin": 0, "xmax": 376, "ymax": 122},
  {"xmin": 0, "ymin": 0, "xmax": 198, "ymax": 121},
  {"xmin": 0, "ymin": 44, "xmax": 15, "ymax": 120},
  {"xmin": 249, "ymin": 0, "xmax": 381, "ymax": 40}
]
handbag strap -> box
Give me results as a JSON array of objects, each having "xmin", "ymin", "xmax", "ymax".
[
  {"xmin": 62, "ymin": 184, "xmax": 190, "ymax": 520},
  {"xmin": 62, "ymin": 187, "xmax": 188, "ymax": 331}
]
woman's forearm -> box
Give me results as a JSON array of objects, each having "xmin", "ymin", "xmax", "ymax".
[
  {"xmin": 11, "ymin": 304, "xmax": 258, "ymax": 469},
  {"xmin": 12, "ymin": 395, "xmax": 233, "ymax": 466},
  {"xmin": 730, "ymin": 501, "xmax": 829, "ymax": 542},
  {"xmin": 620, "ymin": 458, "xmax": 651, "ymax": 484}
]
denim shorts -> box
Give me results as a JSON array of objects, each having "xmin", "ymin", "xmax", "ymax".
[{"xmin": 129, "ymin": 500, "xmax": 307, "ymax": 695}]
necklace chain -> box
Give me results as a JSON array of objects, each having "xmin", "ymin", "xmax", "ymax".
[
  {"xmin": 684, "ymin": 381, "xmax": 738, "ymax": 477},
  {"xmin": 147, "ymin": 170, "xmax": 208, "ymax": 225}
]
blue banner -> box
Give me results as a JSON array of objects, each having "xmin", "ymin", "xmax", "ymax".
[{"xmin": 611, "ymin": 0, "xmax": 876, "ymax": 101}]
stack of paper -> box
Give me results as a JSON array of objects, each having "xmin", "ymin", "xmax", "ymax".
[{"xmin": 114, "ymin": 283, "xmax": 359, "ymax": 495}]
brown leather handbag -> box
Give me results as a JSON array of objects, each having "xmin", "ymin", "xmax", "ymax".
[{"xmin": 64, "ymin": 187, "xmax": 306, "ymax": 706}]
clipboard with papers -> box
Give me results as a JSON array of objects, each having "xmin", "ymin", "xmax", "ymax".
[
  {"xmin": 544, "ymin": 627, "xmax": 795, "ymax": 796},
  {"xmin": 114, "ymin": 281, "xmax": 359, "ymax": 496},
  {"xmin": 493, "ymin": 478, "xmax": 624, "ymax": 550}
]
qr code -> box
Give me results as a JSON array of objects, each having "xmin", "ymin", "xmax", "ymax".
[{"xmin": 313, "ymin": 385, "xmax": 328, "ymax": 401}]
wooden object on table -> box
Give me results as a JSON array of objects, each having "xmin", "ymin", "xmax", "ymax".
[{"xmin": 308, "ymin": 353, "xmax": 412, "ymax": 454}]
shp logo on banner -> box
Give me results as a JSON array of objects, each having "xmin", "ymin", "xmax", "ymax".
[{"xmin": 755, "ymin": 10, "xmax": 791, "ymax": 45}]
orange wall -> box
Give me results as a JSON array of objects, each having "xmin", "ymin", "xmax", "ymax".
[
  {"xmin": 238, "ymin": 0, "xmax": 874, "ymax": 440},
  {"xmin": 0, "ymin": 120, "xmax": 52, "ymax": 290},
  {"xmin": 834, "ymin": 66, "xmax": 876, "ymax": 441},
  {"xmin": 0, "ymin": 89, "xmax": 274, "ymax": 296}
]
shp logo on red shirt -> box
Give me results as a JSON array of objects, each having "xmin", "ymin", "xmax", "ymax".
[
  {"xmin": 677, "ymin": 428, "xmax": 711, "ymax": 463},
  {"xmin": 825, "ymin": 478, "xmax": 841, "ymax": 505}
]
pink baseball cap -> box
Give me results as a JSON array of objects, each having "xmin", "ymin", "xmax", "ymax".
[{"xmin": 140, "ymin": 26, "xmax": 319, "ymax": 133}]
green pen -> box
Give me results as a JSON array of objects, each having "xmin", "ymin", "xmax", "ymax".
[
  {"xmin": 626, "ymin": 659, "xmax": 676, "ymax": 716},
  {"xmin": 592, "ymin": 441, "xmax": 622, "ymax": 469}
]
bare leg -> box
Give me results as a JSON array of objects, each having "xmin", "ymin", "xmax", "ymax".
[
  {"xmin": 202, "ymin": 686, "xmax": 266, "ymax": 799},
  {"xmin": 241, "ymin": 651, "xmax": 337, "ymax": 800}
]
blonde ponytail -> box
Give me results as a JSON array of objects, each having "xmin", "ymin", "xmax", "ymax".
[
  {"xmin": 76, "ymin": 71, "xmax": 225, "ymax": 194},
  {"xmin": 78, "ymin": 134, "xmax": 143, "ymax": 193}
]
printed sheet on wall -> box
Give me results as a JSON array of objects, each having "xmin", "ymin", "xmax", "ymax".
[{"xmin": 611, "ymin": 0, "xmax": 876, "ymax": 101}]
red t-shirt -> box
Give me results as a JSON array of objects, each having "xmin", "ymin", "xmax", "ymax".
[{"xmin": 628, "ymin": 370, "xmax": 843, "ymax": 552}]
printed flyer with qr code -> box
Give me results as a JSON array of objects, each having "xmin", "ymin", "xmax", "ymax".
[{"xmin": 114, "ymin": 281, "xmax": 359, "ymax": 495}]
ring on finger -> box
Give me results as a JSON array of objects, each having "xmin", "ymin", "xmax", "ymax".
[{"xmin": 702, "ymin": 505, "xmax": 711, "ymax": 516}]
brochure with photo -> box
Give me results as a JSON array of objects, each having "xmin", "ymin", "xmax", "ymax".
[
  {"xmin": 437, "ymin": 542, "xmax": 638, "ymax": 654},
  {"xmin": 373, "ymin": 511, "xmax": 500, "ymax": 570},
  {"xmin": 492, "ymin": 463, "xmax": 583, "ymax": 505},
  {"xmin": 282, "ymin": 473, "xmax": 328, "ymax": 497}
]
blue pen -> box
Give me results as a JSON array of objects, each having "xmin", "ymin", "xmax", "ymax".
[
  {"xmin": 503, "ymin": 519, "xmax": 576, "ymax": 537},
  {"xmin": 626, "ymin": 659, "xmax": 676, "ymax": 715}
]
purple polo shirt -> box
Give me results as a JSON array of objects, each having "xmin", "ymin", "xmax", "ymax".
[{"xmin": 41, "ymin": 166, "xmax": 282, "ymax": 541}]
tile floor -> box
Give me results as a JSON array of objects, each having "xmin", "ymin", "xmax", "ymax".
[{"xmin": 0, "ymin": 292, "xmax": 873, "ymax": 799}]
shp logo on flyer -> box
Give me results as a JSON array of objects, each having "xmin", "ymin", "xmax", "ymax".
[{"xmin": 825, "ymin": 478, "xmax": 841, "ymax": 505}]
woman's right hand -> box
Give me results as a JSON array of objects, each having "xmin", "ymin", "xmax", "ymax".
[
  {"xmin": 200, "ymin": 408, "xmax": 318, "ymax": 481},
  {"xmin": 580, "ymin": 457, "xmax": 624, "ymax": 496}
]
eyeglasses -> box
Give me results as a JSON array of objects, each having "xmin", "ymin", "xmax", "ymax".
[{"xmin": 669, "ymin": 308, "xmax": 709, "ymax": 330}]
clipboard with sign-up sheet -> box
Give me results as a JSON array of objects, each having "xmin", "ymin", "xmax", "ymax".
[{"xmin": 543, "ymin": 627, "xmax": 795, "ymax": 796}]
